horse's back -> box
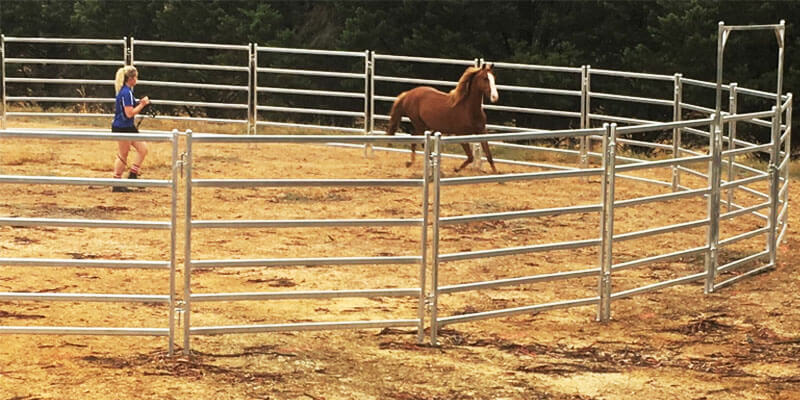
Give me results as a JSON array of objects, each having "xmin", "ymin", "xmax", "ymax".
[
  {"xmin": 393, "ymin": 85, "xmax": 485, "ymax": 135},
  {"xmin": 402, "ymin": 86, "xmax": 448, "ymax": 106}
]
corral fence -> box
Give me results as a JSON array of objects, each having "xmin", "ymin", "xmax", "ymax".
[
  {"xmin": 0, "ymin": 21, "xmax": 792, "ymax": 355},
  {"xmin": 0, "ymin": 129, "xmax": 180, "ymax": 354}
]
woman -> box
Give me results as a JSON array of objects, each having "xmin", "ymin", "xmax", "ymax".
[{"xmin": 111, "ymin": 65, "xmax": 150, "ymax": 192}]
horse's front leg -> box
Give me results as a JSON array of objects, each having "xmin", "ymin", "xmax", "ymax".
[
  {"xmin": 480, "ymin": 141, "xmax": 498, "ymax": 174},
  {"xmin": 406, "ymin": 143, "xmax": 416, "ymax": 167},
  {"xmin": 454, "ymin": 142, "xmax": 474, "ymax": 172}
]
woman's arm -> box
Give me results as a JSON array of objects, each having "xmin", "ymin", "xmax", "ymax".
[{"xmin": 124, "ymin": 96, "xmax": 151, "ymax": 118}]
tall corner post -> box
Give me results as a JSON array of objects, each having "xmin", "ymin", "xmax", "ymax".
[
  {"xmin": 429, "ymin": 132, "xmax": 442, "ymax": 346},
  {"xmin": 183, "ymin": 129, "xmax": 193, "ymax": 355},
  {"xmin": 579, "ymin": 65, "xmax": 591, "ymax": 170},
  {"xmin": 417, "ymin": 131, "xmax": 432, "ymax": 344},
  {"xmin": 598, "ymin": 123, "xmax": 616, "ymax": 322},
  {"xmin": 768, "ymin": 21, "xmax": 786, "ymax": 267},
  {"xmin": 671, "ymin": 73, "xmax": 683, "ymax": 191},
  {"xmin": 706, "ymin": 21, "xmax": 728, "ymax": 294}
]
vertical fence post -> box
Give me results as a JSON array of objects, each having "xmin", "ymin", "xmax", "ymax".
[
  {"xmin": 122, "ymin": 36, "xmax": 127, "ymax": 65},
  {"xmin": 417, "ymin": 132, "xmax": 431, "ymax": 344},
  {"xmin": 767, "ymin": 106, "xmax": 781, "ymax": 268},
  {"xmin": 168, "ymin": 129, "xmax": 179, "ymax": 356},
  {"xmin": 726, "ymin": 83, "xmax": 738, "ymax": 211},
  {"xmin": 364, "ymin": 50, "xmax": 373, "ymax": 135},
  {"xmin": 597, "ymin": 123, "xmax": 616, "ymax": 322},
  {"xmin": 1, "ymin": 34, "xmax": 6, "ymax": 130},
  {"xmin": 183, "ymin": 129, "xmax": 193, "ymax": 355},
  {"xmin": 672, "ymin": 73, "xmax": 683, "ymax": 191},
  {"xmin": 364, "ymin": 50, "xmax": 374, "ymax": 158},
  {"xmin": 775, "ymin": 21, "xmax": 785, "ymax": 114},
  {"xmin": 705, "ymin": 114, "xmax": 722, "ymax": 294},
  {"xmin": 782, "ymin": 95, "xmax": 792, "ymax": 240},
  {"xmin": 369, "ymin": 51, "xmax": 375, "ymax": 135},
  {"xmin": 707, "ymin": 21, "xmax": 727, "ymax": 294},
  {"xmin": 471, "ymin": 58, "xmax": 483, "ymax": 171},
  {"xmin": 247, "ymin": 43, "xmax": 256, "ymax": 135},
  {"xmin": 771, "ymin": 21, "xmax": 786, "ymax": 255},
  {"xmin": 252, "ymin": 43, "xmax": 259, "ymax": 134},
  {"xmin": 580, "ymin": 65, "xmax": 591, "ymax": 170},
  {"xmin": 430, "ymin": 132, "xmax": 442, "ymax": 346},
  {"xmin": 579, "ymin": 65, "xmax": 592, "ymax": 170},
  {"xmin": 126, "ymin": 37, "xmax": 133, "ymax": 66}
]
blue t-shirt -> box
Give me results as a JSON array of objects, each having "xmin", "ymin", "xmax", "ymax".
[{"xmin": 112, "ymin": 84, "xmax": 138, "ymax": 128}]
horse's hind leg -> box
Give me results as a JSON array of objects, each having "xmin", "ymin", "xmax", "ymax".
[
  {"xmin": 454, "ymin": 143, "xmax": 474, "ymax": 172},
  {"xmin": 480, "ymin": 141, "xmax": 498, "ymax": 173},
  {"xmin": 406, "ymin": 144, "xmax": 417, "ymax": 167}
]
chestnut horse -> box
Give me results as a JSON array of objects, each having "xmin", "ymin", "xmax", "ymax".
[{"xmin": 386, "ymin": 64, "xmax": 499, "ymax": 173}]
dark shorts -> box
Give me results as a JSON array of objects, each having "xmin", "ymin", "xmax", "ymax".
[{"xmin": 111, "ymin": 125, "xmax": 139, "ymax": 133}]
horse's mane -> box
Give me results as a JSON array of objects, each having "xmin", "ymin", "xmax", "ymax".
[{"xmin": 448, "ymin": 66, "xmax": 481, "ymax": 106}]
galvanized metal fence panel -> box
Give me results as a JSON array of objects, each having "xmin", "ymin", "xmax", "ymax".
[
  {"xmin": 254, "ymin": 45, "xmax": 368, "ymax": 135},
  {"xmin": 0, "ymin": 129, "xmax": 180, "ymax": 355},
  {"xmin": 181, "ymin": 130, "xmax": 431, "ymax": 355}
]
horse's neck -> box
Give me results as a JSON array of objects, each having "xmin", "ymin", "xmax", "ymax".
[
  {"xmin": 461, "ymin": 88, "xmax": 484, "ymax": 110},
  {"xmin": 450, "ymin": 84, "xmax": 482, "ymax": 108}
]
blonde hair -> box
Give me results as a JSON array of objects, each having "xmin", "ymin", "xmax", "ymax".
[{"xmin": 114, "ymin": 66, "xmax": 138, "ymax": 93}]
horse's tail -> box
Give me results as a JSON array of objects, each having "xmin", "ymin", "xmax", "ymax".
[{"xmin": 386, "ymin": 91, "xmax": 407, "ymax": 136}]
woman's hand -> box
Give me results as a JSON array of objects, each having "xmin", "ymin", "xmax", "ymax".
[{"xmin": 125, "ymin": 97, "xmax": 152, "ymax": 118}]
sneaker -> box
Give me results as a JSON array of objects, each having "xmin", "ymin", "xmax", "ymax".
[
  {"xmin": 112, "ymin": 186, "xmax": 132, "ymax": 193},
  {"xmin": 127, "ymin": 171, "xmax": 139, "ymax": 180}
]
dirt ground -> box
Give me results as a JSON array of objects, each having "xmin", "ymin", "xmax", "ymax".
[{"xmin": 0, "ymin": 120, "xmax": 798, "ymax": 400}]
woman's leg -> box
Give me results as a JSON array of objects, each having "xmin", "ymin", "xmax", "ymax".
[
  {"xmin": 114, "ymin": 141, "xmax": 132, "ymax": 178},
  {"xmin": 129, "ymin": 141, "xmax": 148, "ymax": 177}
]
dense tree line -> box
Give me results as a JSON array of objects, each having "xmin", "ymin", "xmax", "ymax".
[{"xmin": 0, "ymin": 0, "xmax": 797, "ymax": 152}]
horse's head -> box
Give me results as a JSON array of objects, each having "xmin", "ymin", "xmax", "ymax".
[
  {"xmin": 451, "ymin": 64, "xmax": 499, "ymax": 105},
  {"xmin": 475, "ymin": 63, "xmax": 499, "ymax": 103}
]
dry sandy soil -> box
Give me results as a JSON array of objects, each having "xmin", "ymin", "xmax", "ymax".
[{"xmin": 0, "ymin": 119, "xmax": 798, "ymax": 400}]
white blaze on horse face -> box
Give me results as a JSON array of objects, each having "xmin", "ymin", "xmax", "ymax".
[{"xmin": 488, "ymin": 72, "xmax": 499, "ymax": 103}]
